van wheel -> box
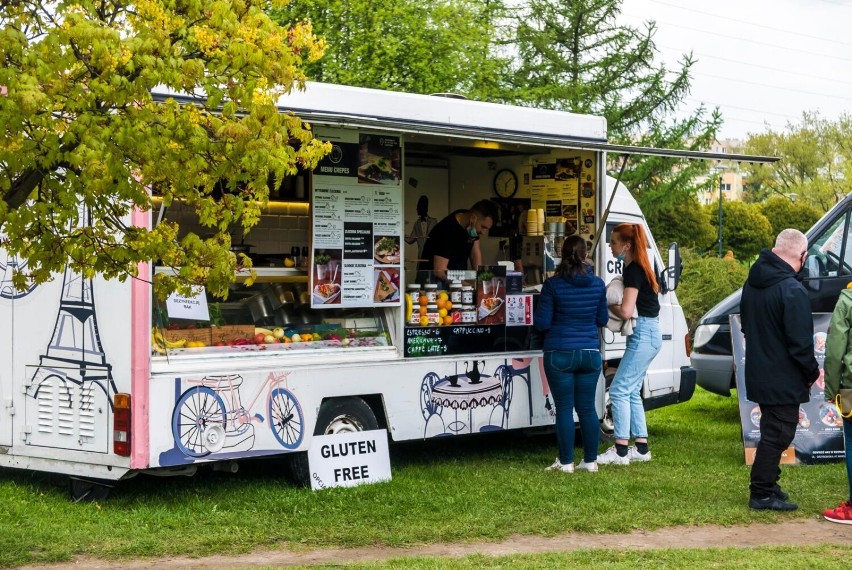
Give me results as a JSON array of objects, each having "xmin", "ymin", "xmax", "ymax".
[{"xmin": 286, "ymin": 397, "xmax": 379, "ymax": 486}]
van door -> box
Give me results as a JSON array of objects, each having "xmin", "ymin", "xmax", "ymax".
[{"xmin": 803, "ymin": 207, "xmax": 852, "ymax": 311}]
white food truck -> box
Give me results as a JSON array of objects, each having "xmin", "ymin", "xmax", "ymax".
[{"xmin": 0, "ymin": 83, "xmax": 767, "ymax": 499}]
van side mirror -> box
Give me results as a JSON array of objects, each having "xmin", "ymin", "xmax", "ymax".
[{"xmin": 661, "ymin": 242, "xmax": 682, "ymax": 293}]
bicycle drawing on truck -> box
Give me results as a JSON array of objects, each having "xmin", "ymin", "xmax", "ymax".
[{"xmin": 171, "ymin": 371, "xmax": 304, "ymax": 458}]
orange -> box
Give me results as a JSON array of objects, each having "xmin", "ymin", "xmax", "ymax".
[
  {"xmin": 436, "ymin": 298, "xmax": 446, "ymax": 310},
  {"xmin": 444, "ymin": 301, "xmax": 453, "ymax": 311},
  {"xmin": 443, "ymin": 315, "xmax": 454, "ymax": 325},
  {"xmin": 419, "ymin": 305, "xmax": 427, "ymax": 315},
  {"xmin": 419, "ymin": 296, "xmax": 428, "ymax": 306}
]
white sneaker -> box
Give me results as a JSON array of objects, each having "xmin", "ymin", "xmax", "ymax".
[
  {"xmin": 544, "ymin": 458, "xmax": 574, "ymax": 473},
  {"xmin": 628, "ymin": 446, "xmax": 652, "ymax": 462},
  {"xmin": 576, "ymin": 460, "xmax": 599, "ymax": 473},
  {"xmin": 597, "ymin": 446, "xmax": 630, "ymax": 466}
]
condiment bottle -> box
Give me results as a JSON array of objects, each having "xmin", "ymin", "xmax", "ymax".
[
  {"xmin": 449, "ymin": 281, "xmax": 462, "ymax": 304},
  {"xmin": 424, "ymin": 283, "xmax": 438, "ymax": 304},
  {"xmin": 406, "ymin": 284, "xmax": 421, "ymax": 306},
  {"xmin": 461, "ymin": 285, "xmax": 474, "ymax": 305},
  {"xmin": 426, "ymin": 302, "xmax": 439, "ymax": 326},
  {"xmin": 461, "ymin": 304, "xmax": 476, "ymax": 323}
]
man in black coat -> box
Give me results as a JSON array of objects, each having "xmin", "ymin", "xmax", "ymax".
[{"xmin": 740, "ymin": 228, "xmax": 819, "ymax": 511}]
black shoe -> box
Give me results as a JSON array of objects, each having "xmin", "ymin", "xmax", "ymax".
[
  {"xmin": 772, "ymin": 486, "xmax": 789, "ymax": 501},
  {"xmin": 749, "ymin": 496, "xmax": 798, "ymax": 511}
]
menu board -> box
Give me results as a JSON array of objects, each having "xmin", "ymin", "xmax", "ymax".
[
  {"xmin": 529, "ymin": 152, "xmax": 597, "ymax": 242},
  {"xmin": 311, "ymin": 128, "xmax": 403, "ymax": 308}
]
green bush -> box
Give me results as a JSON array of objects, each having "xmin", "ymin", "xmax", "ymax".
[{"xmin": 678, "ymin": 250, "xmax": 749, "ymax": 330}]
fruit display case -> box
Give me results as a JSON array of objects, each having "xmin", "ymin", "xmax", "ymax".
[{"xmin": 151, "ymin": 273, "xmax": 394, "ymax": 358}]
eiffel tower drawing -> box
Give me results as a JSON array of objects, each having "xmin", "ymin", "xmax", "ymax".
[
  {"xmin": 0, "ymin": 250, "xmax": 36, "ymax": 299},
  {"xmin": 29, "ymin": 209, "xmax": 117, "ymax": 410}
]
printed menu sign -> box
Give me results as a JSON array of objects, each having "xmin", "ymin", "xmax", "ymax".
[
  {"xmin": 311, "ymin": 128, "xmax": 403, "ymax": 308},
  {"xmin": 731, "ymin": 313, "xmax": 844, "ymax": 465},
  {"xmin": 529, "ymin": 153, "xmax": 595, "ymax": 240}
]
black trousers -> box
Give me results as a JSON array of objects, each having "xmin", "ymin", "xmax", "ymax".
[{"xmin": 750, "ymin": 403, "xmax": 799, "ymax": 499}]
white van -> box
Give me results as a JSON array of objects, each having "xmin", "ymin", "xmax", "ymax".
[{"xmin": 0, "ymin": 82, "xmax": 762, "ymax": 498}]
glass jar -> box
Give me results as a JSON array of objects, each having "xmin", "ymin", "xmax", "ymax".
[
  {"xmin": 461, "ymin": 285, "xmax": 474, "ymax": 305},
  {"xmin": 451, "ymin": 305, "xmax": 463, "ymax": 324},
  {"xmin": 461, "ymin": 304, "xmax": 476, "ymax": 323},
  {"xmin": 426, "ymin": 303, "xmax": 440, "ymax": 326},
  {"xmin": 424, "ymin": 283, "xmax": 438, "ymax": 303},
  {"xmin": 406, "ymin": 284, "xmax": 421, "ymax": 306},
  {"xmin": 449, "ymin": 281, "xmax": 463, "ymax": 304}
]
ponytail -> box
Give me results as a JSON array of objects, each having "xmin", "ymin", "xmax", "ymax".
[{"xmin": 614, "ymin": 223, "xmax": 659, "ymax": 294}]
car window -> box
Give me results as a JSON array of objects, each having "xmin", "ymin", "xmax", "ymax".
[{"xmin": 811, "ymin": 211, "xmax": 851, "ymax": 277}]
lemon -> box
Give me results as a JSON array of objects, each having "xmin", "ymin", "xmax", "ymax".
[
  {"xmin": 438, "ymin": 308, "xmax": 448, "ymax": 319},
  {"xmin": 419, "ymin": 316, "xmax": 429, "ymax": 327},
  {"xmin": 284, "ymin": 257, "xmax": 296, "ymax": 268},
  {"xmin": 291, "ymin": 333, "xmax": 302, "ymax": 342},
  {"xmin": 438, "ymin": 292, "xmax": 449, "ymax": 301}
]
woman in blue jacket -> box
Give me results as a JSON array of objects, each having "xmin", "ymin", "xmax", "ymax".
[{"xmin": 534, "ymin": 235, "xmax": 608, "ymax": 473}]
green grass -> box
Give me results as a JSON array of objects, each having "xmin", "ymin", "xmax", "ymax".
[
  {"xmin": 270, "ymin": 546, "xmax": 852, "ymax": 569},
  {"xmin": 0, "ymin": 388, "xmax": 847, "ymax": 568}
]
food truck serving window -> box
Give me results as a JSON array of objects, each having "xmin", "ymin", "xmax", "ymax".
[{"xmin": 151, "ymin": 277, "xmax": 393, "ymax": 358}]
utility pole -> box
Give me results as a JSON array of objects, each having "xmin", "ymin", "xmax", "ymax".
[{"xmin": 717, "ymin": 175, "xmax": 724, "ymax": 258}]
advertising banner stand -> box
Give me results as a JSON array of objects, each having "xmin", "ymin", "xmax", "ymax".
[{"xmin": 730, "ymin": 313, "xmax": 845, "ymax": 465}]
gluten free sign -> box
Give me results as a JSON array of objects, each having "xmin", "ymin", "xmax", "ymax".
[{"xmin": 308, "ymin": 429, "xmax": 391, "ymax": 490}]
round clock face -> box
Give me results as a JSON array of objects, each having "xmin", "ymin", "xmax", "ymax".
[{"xmin": 493, "ymin": 169, "xmax": 518, "ymax": 198}]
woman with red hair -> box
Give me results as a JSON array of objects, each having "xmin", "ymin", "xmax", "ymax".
[{"xmin": 598, "ymin": 223, "xmax": 662, "ymax": 466}]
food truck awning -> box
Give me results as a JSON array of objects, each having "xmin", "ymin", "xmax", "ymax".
[{"xmin": 151, "ymin": 82, "xmax": 778, "ymax": 165}]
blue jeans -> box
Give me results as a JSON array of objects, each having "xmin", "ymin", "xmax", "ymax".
[
  {"xmin": 543, "ymin": 349, "xmax": 602, "ymax": 464},
  {"xmin": 845, "ymin": 417, "xmax": 852, "ymax": 501},
  {"xmin": 610, "ymin": 316, "xmax": 661, "ymax": 442}
]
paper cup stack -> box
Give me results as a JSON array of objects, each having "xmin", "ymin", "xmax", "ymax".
[
  {"xmin": 525, "ymin": 209, "xmax": 546, "ymax": 236},
  {"xmin": 526, "ymin": 208, "xmax": 539, "ymax": 236}
]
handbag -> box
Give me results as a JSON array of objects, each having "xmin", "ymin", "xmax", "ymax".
[{"xmin": 835, "ymin": 388, "xmax": 852, "ymax": 419}]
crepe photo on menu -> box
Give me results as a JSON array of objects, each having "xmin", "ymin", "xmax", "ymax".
[
  {"xmin": 373, "ymin": 268, "xmax": 400, "ymax": 303},
  {"xmin": 358, "ymin": 134, "xmax": 401, "ymax": 185},
  {"xmin": 373, "ymin": 235, "xmax": 400, "ymax": 264}
]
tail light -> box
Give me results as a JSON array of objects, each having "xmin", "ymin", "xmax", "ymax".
[
  {"xmin": 114, "ymin": 393, "xmax": 131, "ymax": 457},
  {"xmin": 684, "ymin": 332, "xmax": 692, "ymax": 356}
]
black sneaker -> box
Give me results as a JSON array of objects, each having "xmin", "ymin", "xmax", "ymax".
[
  {"xmin": 749, "ymin": 496, "xmax": 798, "ymax": 511},
  {"xmin": 772, "ymin": 486, "xmax": 789, "ymax": 501}
]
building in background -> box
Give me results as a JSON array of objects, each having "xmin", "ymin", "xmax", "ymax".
[{"xmin": 697, "ymin": 139, "xmax": 746, "ymax": 205}]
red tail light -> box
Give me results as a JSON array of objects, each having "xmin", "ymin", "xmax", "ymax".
[
  {"xmin": 114, "ymin": 394, "xmax": 131, "ymax": 457},
  {"xmin": 685, "ymin": 332, "xmax": 692, "ymax": 356}
]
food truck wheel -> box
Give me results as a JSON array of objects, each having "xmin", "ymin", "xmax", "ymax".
[
  {"xmin": 314, "ymin": 397, "xmax": 379, "ymax": 436},
  {"xmin": 286, "ymin": 397, "xmax": 379, "ymax": 486}
]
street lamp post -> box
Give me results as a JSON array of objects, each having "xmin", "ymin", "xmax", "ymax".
[{"xmin": 717, "ymin": 176, "xmax": 723, "ymax": 257}]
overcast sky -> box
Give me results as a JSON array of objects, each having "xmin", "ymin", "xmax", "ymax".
[{"xmin": 617, "ymin": 0, "xmax": 852, "ymax": 140}]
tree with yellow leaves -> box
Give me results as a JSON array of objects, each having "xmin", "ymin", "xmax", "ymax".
[{"xmin": 0, "ymin": 0, "xmax": 329, "ymax": 298}]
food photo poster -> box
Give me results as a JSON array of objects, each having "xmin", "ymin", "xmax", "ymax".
[
  {"xmin": 730, "ymin": 313, "xmax": 844, "ymax": 465},
  {"xmin": 310, "ymin": 127, "xmax": 403, "ymax": 308}
]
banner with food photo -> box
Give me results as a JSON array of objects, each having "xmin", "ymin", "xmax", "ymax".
[
  {"xmin": 730, "ymin": 313, "xmax": 844, "ymax": 465},
  {"xmin": 475, "ymin": 265, "xmax": 506, "ymax": 326},
  {"xmin": 312, "ymin": 128, "xmax": 403, "ymax": 308}
]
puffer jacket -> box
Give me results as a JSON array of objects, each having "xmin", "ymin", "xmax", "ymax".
[
  {"xmin": 740, "ymin": 248, "xmax": 819, "ymax": 405},
  {"xmin": 824, "ymin": 288, "xmax": 852, "ymax": 400},
  {"xmin": 534, "ymin": 264, "xmax": 608, "ymax": 351}
]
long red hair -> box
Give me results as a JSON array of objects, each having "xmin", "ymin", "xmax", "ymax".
[{"xmin": 614, "ymin": 223, "xmax": 659, "ymax": 294}]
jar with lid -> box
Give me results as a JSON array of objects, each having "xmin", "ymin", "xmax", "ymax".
[
  {"xmin": 426, "ymin": 302, "xmax": 440, "ymax": 326},
  {"xmin": 424, "ymin": 283, "xmax": 438, "ymax": 303},
  {"xmin": 451, "ymin": 305, "xmax": 463, "ymax": 324},
  {"xmin": 461, "ymin": 285, "xmax": 474, "ymax": 305},
  {"xmin": 449, "ymin": 281, "xmax": 463, "ymax": 304},
  {"xmin": 406, "ymin": 284, "xmax": 422, "ymax": 306},
  {"xmin": 461, "ymin": 304, "xmax": 476, "ymax": 323}
]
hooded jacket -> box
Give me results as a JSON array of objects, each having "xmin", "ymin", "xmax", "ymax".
[
  {"xmin": 740, "ymin": 248, "xmax": 819, "ymax": 405},
  {"xmin": 534, "ymin": 264, "xmax": 608, "ymax": 351},
  {"xmin": 823, "ymin": 288, "xmax": 852, "ymax": 400}
]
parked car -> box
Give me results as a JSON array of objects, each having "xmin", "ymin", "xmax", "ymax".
[{"xmin": 691, "ymin": 192, "xmax": 852, "ymax": 396}]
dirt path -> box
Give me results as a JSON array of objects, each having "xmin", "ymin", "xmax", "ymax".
[{"xmin": 18, "ymin": 518, "xmax": 852, "ymax": 570}]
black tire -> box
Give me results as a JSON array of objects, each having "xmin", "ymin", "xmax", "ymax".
[
  {"xmin": 287, "ymin": 397, "xmax": 379, "ymax": 487},
  {"xmin": 69, "ymin": 476, "xmax": 114, "ymax": 502}
]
